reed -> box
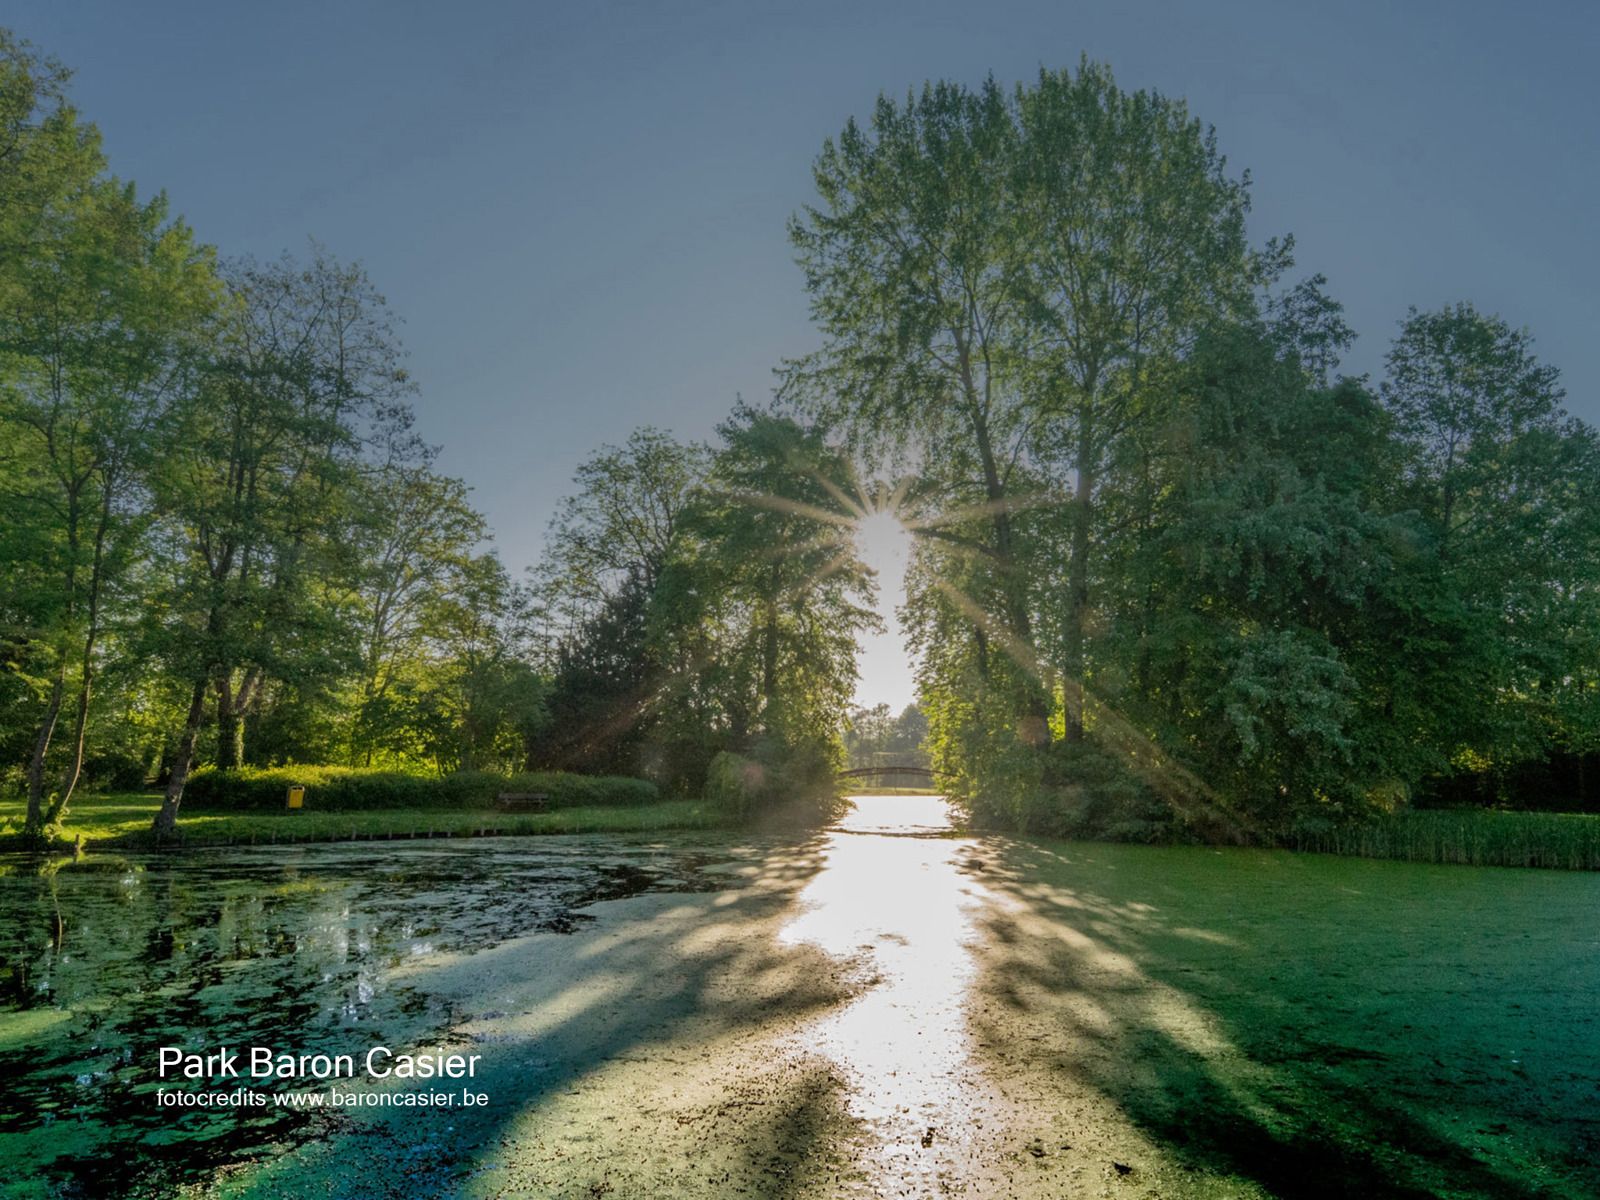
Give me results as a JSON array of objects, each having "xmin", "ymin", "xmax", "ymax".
[{"xmin": 1289, "ymin": 809, "xmax": 1600, "ymax": 870}]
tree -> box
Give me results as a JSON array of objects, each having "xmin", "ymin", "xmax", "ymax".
[
  {"xmin": 691, "ymin": 405, "xmax": 877, "ymax": 744},
  {"xmin": 1383, "ymin": 303, "xmax": 1564, "ymax": 560},
  {"xmin": 1117, "ymin": 324, "xmax": 1400, "ymax": 817},
  {"xmin": 411, "ymin": 552, "xmax": 539, "ymax": 773},
  {"xmin": 1381, "ymin": 305, "xmax": 1593, "ymax": 783},
  {"xmin": 536, "ymin": 569, "xmax": 658, "ymax": 775},
  {"xmin": 1012, "ymin": 60, "xmax": 1275, "ymax": 738},
  {"xmin": 344, "ymin": 462, "xmax": 487, "ymax": 765},
  {"xmin": 149, "ymin": 251, "xmax": 411, "ymax": 836},
  {"xmin": 532, "ymin": 428, "xmax": 707, "ymax": 633},
  {"xmin": 528, "ymin": 430, "xmax": 709, "ymax": 778},
  {"xmin": 785, "ymin": 77, "xmax": 1051, "ymax": 733},
  {"xmin": 1, "ymin": 32, "xmax": 217, "ymax": 834},
  {"xmin": 789, "ymin": 63, "xmax": 1280, "ymax": 761}
]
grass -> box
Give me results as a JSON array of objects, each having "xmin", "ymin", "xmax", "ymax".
[
  {"xmin": 0, "ymin": 791, "xmax": 733, "ymax": 850},
  {"xmin": 7, "ymin": 792, "xmax": 1596, "ymax": 869},
  {"xmin": 1288, "ymin": 807, "xmax": 1600, "ymax": 870}
]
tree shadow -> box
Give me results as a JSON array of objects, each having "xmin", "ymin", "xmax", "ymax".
[
  {"xmin": 227, "ymin": 839, "xmax": 871, "ymax": 1198},
  {"xmin": 967, "ymin": 838, "xmax": 1600, "ymax": 1199}
]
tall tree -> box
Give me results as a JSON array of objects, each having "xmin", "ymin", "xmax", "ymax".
[
  {"xmin": 1012, "ymin": 60, "xmax": 1274, "ymax": 738},
  {"xmin": 1, "ymin": 32, "xmax": 217, "ymax": 833},
  {"xmin": 1381, "ymin": 305, "xmax": 1588, "ymax": 776},
  {"xmin": 149, "ymin": 252, "xmax": 410, "ymax": 836},
  {"xmin": 344, "ymin": 461, "xmax": 487, "ymax": 764},
  {"xmin": 785, "ymin": 78, "xmax": 1052, "ymax": 733},
  {"xmin": 532, "ymin": 428, "xmax": 707, "ymax": 633}
]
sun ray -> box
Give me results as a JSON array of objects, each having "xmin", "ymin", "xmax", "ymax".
[
  {"xmin": 750, "ymin": 528, "xmax": 853, "ymax": 566},
  {"xmin": 902, "ymin": 489, "xmax": 1062, "ymax": 534},
  {"xmin": 731, "ymin": 489, "xmax": 858, "ymax": 529},
  {"xmin": 811, "ymin": 463, "xmax": 874, "ymax": 523},
  {"xmin": 928, "ymin": 577, "xmax": 1254, "ymax": 839}
]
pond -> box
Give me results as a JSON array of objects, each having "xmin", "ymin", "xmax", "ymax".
[
  {"xmin": 2, "ymin": 797, "xmax": 1597, "ymax": 1199},
  {"xmin": 0, "ymin": 834, "xmax": 760, "ymax": 1196}
]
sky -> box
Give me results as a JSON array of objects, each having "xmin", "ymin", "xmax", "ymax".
[{"xmin": 11, "ymin": 0, "xmax": 1597, "ymax": 712}]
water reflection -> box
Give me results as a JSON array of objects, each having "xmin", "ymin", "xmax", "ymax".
[
  {"xmin": 780, "ymin": 794, "xmax": 990, "ymax": 1187},
  {"xmin": 0, "ymin": 836, "xmax": 752, "ymax": 1197}
]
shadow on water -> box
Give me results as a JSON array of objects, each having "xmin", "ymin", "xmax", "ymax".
[
  {"xmin": 0, "ymin": 835, "xmax": 774, "ymax": 1197},
  {"xmin": 970, "ymin": 838, "xmax": 1600, "ymax": 1199},
  {"xmin": 231, "ymin": 836, "xmax": 848, "ymax": 1199},
  {"xmin": 8, "ymin": 804, "xmax": 1599, "ymax": 1198}
]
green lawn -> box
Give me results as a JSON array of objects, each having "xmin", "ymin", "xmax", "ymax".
[{"xmin": 0, "ymin": 791, "xmax": 733, "ymax": 850}]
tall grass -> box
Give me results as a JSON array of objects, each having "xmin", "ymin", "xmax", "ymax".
[{"xmin": 1289, "ymin": 808, "xmax": 1600, "ymax": 870}]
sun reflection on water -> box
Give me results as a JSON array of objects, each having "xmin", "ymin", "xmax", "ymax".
[{"xmin": 778, "ymin": 793, "xmax": 989, "ymax": 1183}]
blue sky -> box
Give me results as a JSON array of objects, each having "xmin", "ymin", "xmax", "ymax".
[{"xmin": 11, "ymin": 0, "xmax": 1597, "ymax": 708}]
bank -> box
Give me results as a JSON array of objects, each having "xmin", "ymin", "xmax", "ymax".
[{"xmin": 0, "ymin": 792, "xmax": 732, "ymax": 852}]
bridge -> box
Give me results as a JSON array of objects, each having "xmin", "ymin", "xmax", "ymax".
[{"xmin": 837, "ymin": 764, "xmax": 942, "ymax": 782}]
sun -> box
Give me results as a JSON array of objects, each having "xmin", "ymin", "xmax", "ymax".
[{"xmin": 853, "ymin": 508, "xmax": 912, "ymax": 579}]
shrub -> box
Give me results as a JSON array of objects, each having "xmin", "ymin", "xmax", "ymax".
[
  {"xmin": 705, "ymin": 752, "xmax": 767, "ymax": 821},
  {"xmin": 182, "ymin": 766, "xmax": 658, "ymax": 811},
  {"xmin": 963, "ymin": 738, "xmax": 1177, "ymax": 841},
  {"xmin": 502, "ymin": 771, "xmax": 660, "ymax": 808},
  {"xmin": 82, "ymin": 750, "xmax": 150, "ymax": 792},
  {"xmin": 705, "ymin": 743, "xmax": 841, "ymax": 826}
]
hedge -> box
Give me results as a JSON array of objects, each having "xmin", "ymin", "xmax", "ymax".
[{"xmin": 181, "ymin": 766, "xmax": 659, "ymax": 812}]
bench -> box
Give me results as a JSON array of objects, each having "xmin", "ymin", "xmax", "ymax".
[{"xmin": 494, "ymin": 791, "xmax": 551, "ymax": 813}]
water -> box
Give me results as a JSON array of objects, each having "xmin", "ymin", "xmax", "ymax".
[
  {"xmin": 0, "ymin": 835, "xmax": 757, "ymax": 1197},
  {"xmin": 5, "ymin": 797, "xmax": 1598, "ymax": 1198}
]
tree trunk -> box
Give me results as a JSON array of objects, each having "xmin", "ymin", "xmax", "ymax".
[
  {"xmin": 967, "ymin": 396, "xmax": 1048, "ymax": 730},
  {"xmin": 1063, "ymin": 408, "xmax": 1095, "ymax": 742},
  {"xmin": 153, "ymin": 680, "xmax": 209, "ymax": 839},
  {"xmin": 51, "ymin": 482, "xmax": 117, "ymax": 825},
  {"xmin": 51, "ymin": 669, "xmax": 93, "ymax": 829},
  {"xmin": 213, "ymin": 667, "xmax": 261, "ymax": 768},
  {"xmin": 760, "ymin": 589, "xmax": 779, "ymax": 720},
  {"xmin": 24, "ymin": 667, "xmax": 67, "ymax": 834},
  {"xmin": 215, "ymin": 674, "xmax": 243, "ymax": 769}
]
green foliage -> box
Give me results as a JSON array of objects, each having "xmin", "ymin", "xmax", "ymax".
[
  {"xmin": 843, "ymin": 702, "xmax": 928, "ymax": 769},
  {"xmin": 181, "ymin": 765, "xmax": 658, "ymax": 812},
  {"xmin": 961, "ymin": 738, "xmax": 1172, "ymax": 842},
  {"xmin": 536, "ymin": 570, "xmax": 658, "ymax": 776},
  {"xmin": 805, "ymin": 65, "xmax": 1600, "ymax": 835},
  {"xmin": 5, "ymin": 31, "xmax": 1597, "ymax": 851},
  {"xmin": 1288, "ymin": 809, "xmax": 1600, "ymax": 871},
  {"xmin": 532, "ymin": 406, "xmax": 873, "ymax": 800},
  {"xmin": 705, "ymin": 743, "xmax": 842, "ymax": 826}
]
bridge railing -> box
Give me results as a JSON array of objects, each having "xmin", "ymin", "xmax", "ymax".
[{"xmin": 836, "ymin": 765, "xmax": 938, "ymax": 779}]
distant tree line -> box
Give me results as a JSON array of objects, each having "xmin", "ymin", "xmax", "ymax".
[
  {"xmin": 784, "ymin": 63, "xmax": 1600, "ymax": 835},
  {"xmin": 843, "ymin": 704, "xmax": 930, "ymax": 771}
]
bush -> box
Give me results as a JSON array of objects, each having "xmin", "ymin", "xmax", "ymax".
[
  {"xmin": 963, "ymin": 738, "xmax": 1177, "ymax": 842},
  {"xmin": 82, "ymin": 750, "xmax": 150, "ymax": 792},
  {"xmin": 705, "ymin": 743, "xmax": 842, "ymax": 826},
  {"xmin": 704, "ymin": 752, "xmax": 767, "ymax": 821},
  {"xmin": 502, "ymin": 770, "xmax": 660, "ymax": 808},
  {"xmin": 182, "ymin": 765, "xmax": 658, "ymax": 811}
]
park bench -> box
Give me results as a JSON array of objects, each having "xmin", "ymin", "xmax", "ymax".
[{"xmin": 494, "ymin": 791, "xmax": 551, "ymax": 812}]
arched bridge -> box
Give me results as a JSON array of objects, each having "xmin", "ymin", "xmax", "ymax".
[{"xmin": 837, "ymin": 764, "xmax": 944, "ymax": 782}]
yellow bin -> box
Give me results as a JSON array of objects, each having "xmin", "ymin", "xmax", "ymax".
[{"xmin": 287, "ymin": 785, "xmax": 305, "ymax": 811}]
